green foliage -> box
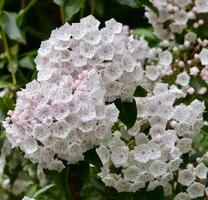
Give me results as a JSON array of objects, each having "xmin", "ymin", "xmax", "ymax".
[
  {"xmin": 136, "ymin": 0, "xmax": 158, "ymax": 14},
  {"xmin": 114, "ymin": 0, "xmax": 139, "ymax": 8},
  {"xmin": 134, "ymin": 86, "xmax": 148, "ymax": 97},
  {"xmin": 115, "ymin": 99, "xmax": 137, "ymax": 129},
  {"xmin": 43, "ymin": 168, "xmax": 73, "ymax": 200},
  {"xmin": 32, "ymin": 184, "xmax": 55, "ymax": 199},
  {"xmin": 133, "ymin": 27, "xmax": 158, "ymax": 46},
  {"xmin": 84, "ymin": 149, "xmax": 102, "ymax": 168},
  {"xmin": 1, "ymin": 11, "xmax": 25, "ymax": 43},
  {"xmin": 53, "ymin": 0, "xmax": 85, "ymax": 21}
]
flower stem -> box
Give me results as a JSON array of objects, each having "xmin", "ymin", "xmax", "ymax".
[
  {"xmin": 91, "ymin": 0, "xmax": 96, "ymax": 15},
  {"xmin": 68, "ymin": 167, "xmax": 80, "ymax": 200},
  {"xmin": 80, "ymin": 0, "xmax": 85, "ymax": 18},
  {"xmin": 1, "ymin": 29, "xmax": 17, "ymax": 85},
  {"xmin": 21, "ymin": 0, "xmax": 26, "ymax": 9},
  {"xmin": 60, "ymin": 5, "xmax": 65, "ymax": 24}
]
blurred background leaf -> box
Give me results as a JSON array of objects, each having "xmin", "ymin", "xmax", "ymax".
[{"xmin": 1, "ymin": 11, "xmax": 25, "ymax": 43}]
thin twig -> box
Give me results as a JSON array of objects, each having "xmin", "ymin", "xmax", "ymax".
[
  {"xmin": 68, "ymin": 169, "xmax": 80, "ymax": 200},
  {"xmin": 1, "ymin": 30, "xmax": 17, "ymax": 85},
  {"xmin": 91, "ymin": 0, "xmax": 96, "ymax": 15},
  {"xmin": 60, "ymin": 5, "xmax": 65, "ymax": 24}
]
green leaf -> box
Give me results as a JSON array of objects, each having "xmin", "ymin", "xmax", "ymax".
[
  {"xmin": 0, "ymin": 99, "xmax": 6, "ymax": 121},
  {"xmin": 115, "ymin": 99, "xmax": 137, "ymax": 129},
  {"xmin": 32, "ymin": 184, "xmax": 55, "ymax": 199},
  {"xmin": 136, "ymin": 0, "xmax": 158, "ymax": 15},
  {"xmin": 53, "ymin": 0, "xmax": 64, "ymax": 6},
  {"xmin": 146, "ymin": 186, "xmax": 164, "ymax": 200},
  {"xmin": 19, "ymin": 55, "xmax": 35, "ymax": 69},
  {"xmin": 31, "ymin": 69, "xmax": 38, "ymax": 80},
  {"xmin": 133, "ymin": 28, "xmax": 157, "ymax": 42},
  {"xmin": 25, "ymin": 184, "xmax": 38, "ymax": 198},
  {"xmin": 0, "ymin": 81, "xmax": 16, "ymax": 89},
  {"xmin": 134, "ymin": 85, "xmax": 148, "ymax": 97},
  {"xmin": 17, "ymin": 0, "xmax": 38, "ymax": 24},
  {"xmin": 0, "ymin": 60, "xmax": 6, "ymax": 69},
  {"xmin": 0, "ymin": 98, "xmax": 8, "ymax": 120},
  {"xmin": 64, "ymin": 0, "xmax": 81, "ymax": 21},
  {"xmin": 44, "ymin": 167, "xmax": 73, "ymax": 200},
  {"xmin": 1, "ymin": 11, "xmax": 26, "ymax": 43},
  {"xmin": 114, "ymin": 0, "xmax": 139, "ymax": 8},
  {"xmin": 84, "ymin": 149, "xmax": 102, "ymax": 168},
  {"xmin": 0, "ymin": 92, "xmax": 15, "ymax": 121}
]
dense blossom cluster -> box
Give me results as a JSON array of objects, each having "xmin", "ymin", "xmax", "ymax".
[
  {"xmin": 145, "ymin": 0, "xmax": 208, "ymax": 39},
  {"xmin": 97, "ymin": 84, "xmax": 206, "ymax": 195},
  {"xmin": 3, "ymin": 15, "xmax": 159, "ymax": 171},
  {"xmin": 2, "ymin": 3, "xmax": 208, "ymax": 198},
  {"xmin": 3, "ymin": 69, "xmax": 119, "ymax": 171},
  {"xmin": 143, "ymin": 29, "xmax": 208, "ymax": 97},
  {"xmin": 34, "ymin": 15, "xmax": 153, "ymax": 102}
]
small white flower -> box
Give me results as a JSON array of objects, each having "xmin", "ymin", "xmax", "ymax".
[
  {"xmin": 169, "ymin": 159, "xmax": 182, "ymax": 172},
  {"xmin": 105, "ymin": 18, "xmax": 122, "ymax": 34},
  {"xmin": 185, "ymin": 32, "xmax": 197, "ymax": 43},
  {"xmin": 96, "ymin": 145, "xmax": 110, "ymax": 167},
  {"xmin": 195, "ymin": 0, "xmax": 208, "ymax": 13},
  {"xmin": 190, "ymin": 99, "xmax": 205, "ymax": 114},
  {"xmin": 123, "ymin": 166, "xmax": 140, "ymax": 182},
  {"xmin": 195, "ymin": 163, "xmax": 208, "ymax": 179},
  {"xmin": 176, "ymin": 138, "xmax": 192, "ymax": 154},
  {"xmin": 174, "ymin": 192, "xmax": 190, "ymax": 200},
  {"xmin": 174, "ymin": 10, "xmax": 188, "ymax": 25},
  {"xmin": 145, "ymin": 65, "xmax": 160, "ymax": 81},
  {"xmin": 187, "ymin": 182, "xmax": 205, "ymax": 199},
  {"xmin": 174, "ymin": 0, "xmax": 192, "ymax": 8},
  {"xmin": 150, "ymin": 160, "xmax": 168, "ymax": 177},
  {"xmin": 111, "ymin": 146, "xmax": 129, "ymax": 167},
  {"xmin": 159, "ymin": 50, "xmax": 173, "ymax": 66},
  {"xmin": 80, "ymin": 15, "xmax": 100, "ymax": 31},
  {"xmin": 199, "ymin": 48, "xmax": 208, "ymax": 65},
  {"xmin": 178, "ymin": 169, "xmax": 194, "ymax": 186},
  {"xmin": 147, "ymin": 141, "xmax": 161, "ymax": 160},
  {"xmin": 176, "ymin": 72, "xmax": 190, "ymax": 86},
  {"xmin": 134, "ymin": 133, "xmax": 149, "ymax": 145},
  {"xmin": 134, "ymin": 144, "xmax": 149, "ymax": 163},
  {"xmin": 190, "ymin": 66, "xmax": 199, "ymax": 76}
]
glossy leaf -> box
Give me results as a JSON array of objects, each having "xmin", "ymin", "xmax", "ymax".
[
  {"xmin": 114, "ymin": 0, "xmax": 139, "ymax": 8},
  {"xmin": 134, "ymin": 85, "xmax": 148, "ymax": 97},
  {"xmin": 84, "ymin": 149, "xmax": 102, "ymax": 167},
  {"xmin": 136, "ymin": 0, "xmax": 158, "ymax": 14},
  {"xmin": 19, "ymin": 56, "xmax": 35, "ymax": 69},
  {"xmin": 115, "ymin": 99, "xmax": 137, "ymax": 129},
  {"xmin": 32, "ymin": 184, "xmax": 55, "ymax": 198},
  {"xmin": 64, "ymin": 0, "xmax": 81, "ymax": 21},
  {"xmin": 1, "ymin": 11, "xmax": 25, "ymax": 43},
  {"xmin": 0, "ymin": 81, "xmax": 16, "ymax": 89},
  {"xmin": 53, "ymin": 0, "xmax": 64, "ymax": 6}
]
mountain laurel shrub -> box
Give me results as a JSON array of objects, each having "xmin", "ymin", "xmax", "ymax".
[{"xmin": 0, "ymin": 0, "xmax": 208, "ymax": 199}]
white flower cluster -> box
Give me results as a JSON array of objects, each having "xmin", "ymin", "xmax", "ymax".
[
  {"xmin": 3, "ymin": 15, "xmax": 157, "ymax": 171},
  {"xmin": 97, "ymin": 83, "xmax": 205, "ymax": 193},
  {"xmin": 175, "ymin": 162, "xmax": 208, "ymax": 199},
  {"xmin": 145, "ymin": 0, "xmax": 208, "ymax": 39},
  {"xmin": 3, "ymin": 69, "xmax": 119, "ymax": 171},
  {"xmin": 34, "ymin": 15, "xmax": 153, "ymax": 102},
  {"xmin": 145, "ymin": 30, "xmax": 208, "ymax": 96},
  {"xmin": 2, "ymin": 13, "xmax": 208, "ymax": 198}
]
